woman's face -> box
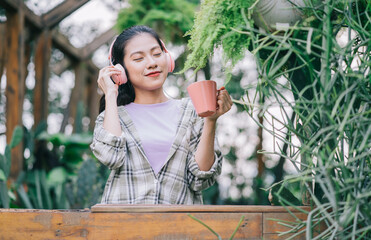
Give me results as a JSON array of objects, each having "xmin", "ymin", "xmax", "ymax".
[{"xmin": 123, "ymin": 33, "xmax": 168, "ymax": 92}]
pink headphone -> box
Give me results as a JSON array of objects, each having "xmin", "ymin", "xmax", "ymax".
[{"xmin": 108, "ymin": 36, "xmax": 175, "ymax": 85}]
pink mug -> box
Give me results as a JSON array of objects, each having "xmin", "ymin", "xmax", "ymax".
[{"xmin": 187, "ymin": 80, "xmax": 219, "ymax": 117}]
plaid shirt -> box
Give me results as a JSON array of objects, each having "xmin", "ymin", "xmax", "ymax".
[{"xmin": 90, "ymin": 98, "xmax": 223, "ymax": 204}]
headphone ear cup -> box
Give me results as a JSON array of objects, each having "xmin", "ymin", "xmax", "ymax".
[
  {"xmin": 112, "ymin": 64, "xmax": 128, "ymax": 85},
  {"xmin": 166, "ymin": 52, "xmax": 175, "ymax": 73}
]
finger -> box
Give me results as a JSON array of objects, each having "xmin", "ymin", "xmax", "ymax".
[
  {"xmin": 102, "ymin": 66, "xmax": 121, "ymax": 74},
  {"xmin": 217, "ymin": 97, "xmax": 232, "ymax": 114},
  {"xmin": 219, "ymin": 89, "xmax": 233, "ymax": 106},
  {"xmin": 218, "ymin": 91, "xmax": 230, "ymax": 104}
]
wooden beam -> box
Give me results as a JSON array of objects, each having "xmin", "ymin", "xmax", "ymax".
[
  {"xmin": 34, "ymin": 30, "xmax": 52, "ymax": 128},
  {"xmin": 5, "ymin": 9, "xmax": 25, "ymax": 180},
  {"xmin": 51, "ymin": 29, "xmax": 81, "ymax": 61},
  {"xmin": 91, "ymin": 204, "xmax": 311, "ymax": 213},
  {"xmin": 51, "ymin": 58, "xmax": 71, "ymax": 76},
  {"xmin": 81, "ymin": 27, "xmax": 118, "ymax": 59},
  {"xmin": 42, "ymin": 0, "xmax": 90, "ymax": 29},
  {"xmin": 0, "ymin": 0, "xmax": 42, "ymax": 29}
]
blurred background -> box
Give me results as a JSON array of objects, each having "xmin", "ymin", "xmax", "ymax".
[{"xmin": 0, "ymin": 0, "xmax": 299, "ymax": 209}]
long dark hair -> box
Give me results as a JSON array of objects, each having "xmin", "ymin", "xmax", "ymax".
[{"xmin": 99, "ymin": 25, "xmax": 164, "ymax": 113}]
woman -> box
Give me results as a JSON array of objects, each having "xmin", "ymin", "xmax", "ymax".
[{"xmin": 90, "ymin": 25, "xmax": 232, "ymax": 204}]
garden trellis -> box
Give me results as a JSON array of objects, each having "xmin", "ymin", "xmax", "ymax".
[{"xmin": 0, "ymin": 0, "xmax": 117, "ymax": 181}]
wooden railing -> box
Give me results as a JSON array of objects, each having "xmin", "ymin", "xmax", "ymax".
[{"xmin": 0, "ymin": 205, "xmax": 314, "ymax": 239}]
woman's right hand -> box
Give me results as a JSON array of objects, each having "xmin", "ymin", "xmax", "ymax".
[{"xmin": 97, "ymin": 66, "xmax": 122, "ymax": 97}]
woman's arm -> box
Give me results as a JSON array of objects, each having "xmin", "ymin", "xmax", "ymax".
[
  {"xmin": 104, "ymin": 92, "xmax": 122, "ymax": 136},
  {"xmin": 97, "ymin": 66, "xmax": 122, "ymax": 136},
  {"xmin": 194, "ymin": 88, "xmax": 232, "ymax": 171},
  {"xmin": 194, "ymin": 119, "xmax": 217, "ymax": 171}
]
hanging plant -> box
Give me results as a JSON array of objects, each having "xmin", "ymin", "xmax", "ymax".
[{"xmin": 182, "ymin": 0, "xmax": 307, "ymax": 74}]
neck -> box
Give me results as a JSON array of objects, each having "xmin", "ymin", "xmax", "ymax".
[{"xmin": 133, "ymin": 88, "xmax": 168, "ymax": 104}]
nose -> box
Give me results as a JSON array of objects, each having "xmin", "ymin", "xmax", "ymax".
[{"xmin": 146, "ymin": 56, "xmax": 158, "ymax": 69}]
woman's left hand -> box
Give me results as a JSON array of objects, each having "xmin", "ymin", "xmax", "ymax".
[{"xmin": 206, "ymin": 87, "xmax": 233, "ymax": 121}]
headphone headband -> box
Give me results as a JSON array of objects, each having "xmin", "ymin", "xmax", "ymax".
[{"xmin": 108, "ymin": 36, "xmax": 118, "ymax": 66}]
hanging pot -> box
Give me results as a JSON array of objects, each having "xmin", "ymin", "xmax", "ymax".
[{"xmin": 252, "ymin": 0, "xmax": 305, "ymax": 32}]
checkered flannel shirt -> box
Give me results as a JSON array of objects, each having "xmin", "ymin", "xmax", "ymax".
[{"xmin": 90, "ymin": 98, "xmax": 223, "ymax": 204}]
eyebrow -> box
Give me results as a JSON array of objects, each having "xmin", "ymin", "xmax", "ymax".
[{"xmin": 129, "ymin": 46, "xmax": 162, "ymax": 58}]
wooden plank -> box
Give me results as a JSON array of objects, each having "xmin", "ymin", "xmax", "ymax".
[
  {"xmin": 263, "ymin": 212, "xmax": 308, "ymax": 233},
  {"xmin": 263, "ymin": 212, "xmax": 308, "ymax": 240},
  {"xmin": 42, "ymin": 0, "xmax": 90, "ymax": 28},
  {"xmin": 5, "ymin": 9, "xmax": 25, "ymax": 180},
  {"xmin": 91, "ymin": 204, "xmax": 311, "ymax": 213},
  {"xmin": 262, "ymin": 233, "xmax": 305, "ymax": 240},
  {"xmin": 0, "ymin": 209, "xmax": 261, "ymax": 239},
  {"xmin": 81, "ymin": 27, "xmax": 118, "ymax": 59},
  {"xmin": 34, "ymin": 30, "xmax": 52, "ymax": 128},
  {"xmin": 263, "ymin": 211, "xmax": 326, "ymax": 239}
]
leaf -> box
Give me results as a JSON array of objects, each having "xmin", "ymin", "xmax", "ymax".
[
  {"xmin": 4, "ymin": 146, "xmax": 11, "ymax": 178},
  {"xmin": 39, "ymin": 170, "xmax": 52, "ymax": 209},
  {"xmin": 9, "ymin": 126, "xmax": 24, "ymax": 149},
  {"xmin": 34, "ymin": 120, "xmax": 48, "ymax": 138},
  {"xmin": 187, "ymin": 213, "xmax": 222, "ymax": 240},
  {"xmin": 37, "ymin": 132, "xmax": 66, "ymax": 146},
  {"xmin": 0, "ymin": 169, "xmax": 6, "ymax": 181},
  {"xmin": 0, "ymin": 181, "xmax": 9, "ymax": 208},
  {"xmin": 17, "ymin": 184, "xmax": 34, "ymax": 209},
  {"xmin": 270, "ymin": 183, "xmax": 301, "ymax": 206},
  {"xmin": 47, "ymin": 167, "xmax": 68, "ymax": 186},
  {"xmin": 268, "ymin": 50, "xmax": 292, "ymax": 79},
  {"xmin": 0, "ymin": 154, "xmax": 5, "ymax": 172}
]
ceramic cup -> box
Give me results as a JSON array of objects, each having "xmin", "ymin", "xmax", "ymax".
[{"xmin": 187, "ymin": 80, "xmax": 218, "ymax": 117}]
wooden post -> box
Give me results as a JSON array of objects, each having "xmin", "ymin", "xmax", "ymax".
[
  {"xmin": 5, "ymin": 8, "xmax": 25, "ymax": 180},
  {"xmin": 86, "ymin": 71, "xmax": 99, "ymax": 131},
  {"xmin": 34, "ymin": 30, "xmax": 52, "ymax": 128},
  {"xmin": 69, "ymin": 61, "xmax": 87, "ymax": 133},
  {"xmin": 0, "ymin": 22, "xmax": 7, "ymax": 92}
]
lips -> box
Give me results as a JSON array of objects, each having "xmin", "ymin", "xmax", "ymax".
[{"xmin": 145, "ymin": 71, "xmax": 161, "ymax": 77}]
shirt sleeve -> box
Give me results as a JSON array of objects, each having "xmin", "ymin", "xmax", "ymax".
[
  {"xmin": 186, "ymin": 112, "xmax": 223, "ymax": 192},
  {"xmin": 90, "ymin": 111, "xmax": 127, "ymax": 170}
]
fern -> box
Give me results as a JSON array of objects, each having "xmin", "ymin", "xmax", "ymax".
[
  {"xmin": 182, "ymin": 0, "xmax": 256, "ymax": 73},
  {"xmin": 116, "ymin": 0, "xmax": 196, "ymax": 44}
]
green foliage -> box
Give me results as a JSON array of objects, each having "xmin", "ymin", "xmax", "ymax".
[
  {"xmin": 0, "ymin": 126, "xmax": 23, "ymax": 208},
  {"xmin": 242, "ymin": 1, "xmax": 370, "ymax": 239},
  {"xmin": 1, "ymin": 124, "xmax": 108, "ymax": 209},
  {"xmin": 65, "ymin": 158, "xmax": 108, "ymax": 209},
  {"xmin": 187, "ymin": 0, "xmax": 371, "ymax": 238},
  {"xmin": 116, "ymin": 0, "xmax": 197, "ymax": 43},
  {"xmin": 37, "ymin": 131, "xmax": 93, "ymax": 171},
  {"xmin": 182, "ymin": 0, "xmax": 256, "ymax": 73}
]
